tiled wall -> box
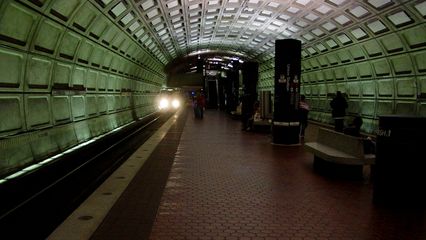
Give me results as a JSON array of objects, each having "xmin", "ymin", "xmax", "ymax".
[
  {"xmin": 258, "ymin": 1, "xmax": 426, "ymax": 134},
  {"xmin": 0, "ymin": 0, "xmax": 165, "ymax": 177}
]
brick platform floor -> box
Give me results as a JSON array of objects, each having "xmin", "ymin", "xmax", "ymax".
[{"xmin": 149, "ymin": 109, "xmax": 425, "ymax": 240}]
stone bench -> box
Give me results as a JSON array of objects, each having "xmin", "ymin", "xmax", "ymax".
[{"xmin": 304, "ymin": 127, "xmax": 375, "ymax": 179}]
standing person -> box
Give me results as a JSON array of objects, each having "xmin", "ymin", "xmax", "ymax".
[
  {"xmin": 299, "ymin": 95, "xmax": 310, "ymax": 138},
  {"xmin": 192, "ymin": 95, "xmax": 198, "ymax": 117},
  {"xmin": 330, "ymin": 91, "xmax": 348, "ymax": 132},
  {"xmin": 195, "ymin": 91, "xmax": 206, "ymax": 119}
]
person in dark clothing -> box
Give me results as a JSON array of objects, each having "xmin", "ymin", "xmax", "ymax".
[
  {"xmin": 246, "ymin": 100, "xmax": 260, "ymax": 131},
  {"xmin": 193, "ymin": 91, "xmax": 205, "ymax": 118},
  {"xmin": 241, "ymin": 93, "xmax": 255, "ymax": 131},
  {"xmin": 343, "ymin": 116, "xmax": 376, "ymax": 154},
  {"xmin": 330, "ymin": 91, "xmax": 348, "ymax": 132},
  {"xmin": 299, "ymin": 95, "xmax": 310, "ymax": 137},
  {"xmin": 343, "ymin": 116, "xmax": 363, "ymax": 137}
]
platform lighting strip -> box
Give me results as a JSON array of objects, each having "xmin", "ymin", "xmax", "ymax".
[{"xmin": 0, "ymin": 120, "xmax": 137, "ymax": 184}]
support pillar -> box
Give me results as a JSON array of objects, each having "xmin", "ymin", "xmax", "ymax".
[
  {"xmin": 272, "ymin": 39, "xmax": 301, "ymax": 145},
  {"xmin": 241, "ymin": 62, "xmax": 259, "ymax": 129}
]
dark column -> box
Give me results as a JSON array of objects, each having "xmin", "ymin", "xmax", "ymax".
[
  {"xmin": 273, "ymin": 39, "xmax": 301, "ymax": 144},
  {"xmin": 241, "ymin": 62, "xmax": 259, "ymax": 129},
  {"xmin": 373, "ymin": 115, "xmax": 426, "ymax": 206},
  {"xmin": 206, "ymin": 79, "xmax": 218, "ymax": 108},
  {"xmin": 218, "ymin": 75, "xmax": 226, "ymax": 110},
  {"xmin": 225, "ymin": 69, "xmax": 239, "ymax": 113}
]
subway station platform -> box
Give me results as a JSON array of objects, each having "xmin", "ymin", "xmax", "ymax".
[{"xmin": 49, "ymin": 107, "xmax": 425, "ymax": 240}]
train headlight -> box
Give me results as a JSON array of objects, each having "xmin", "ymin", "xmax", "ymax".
[
  {"xmin": 158, "ymin": 98, "xmax": 169, "ymax": 110},
  {"xmin": 171, "ymin": 99, "xmax": 180, "ymax": 109}
]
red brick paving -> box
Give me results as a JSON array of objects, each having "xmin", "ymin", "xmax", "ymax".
[{"xmin": 149, "ymin": 109, "xmax": 426, "ymax": 240}]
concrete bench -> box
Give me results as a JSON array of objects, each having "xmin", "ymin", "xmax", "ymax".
[{"xmin": 304, "ymin": 127, "xmax": 375, "ymax": 179}]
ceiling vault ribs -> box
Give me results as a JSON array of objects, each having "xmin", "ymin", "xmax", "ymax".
[{"xmin": 93, "ymin": 0, "xmax": 426, "ymax": 66}]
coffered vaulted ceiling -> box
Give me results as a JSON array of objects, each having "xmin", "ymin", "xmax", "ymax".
[{"xmin": 99, "ymin": 0, "xmax": 425, "ymax": 64}]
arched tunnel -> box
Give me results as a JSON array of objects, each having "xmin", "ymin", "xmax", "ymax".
[
  {"xmin": 1, "ymin": 0, "xmax": 425, "ymax": 172},
  {"xmin": 0, "ymin": 0, "xmax": 426, "ymax": 238}
]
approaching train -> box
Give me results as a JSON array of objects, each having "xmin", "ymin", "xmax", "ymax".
[{"xmin": 156, "ymin": 88, "xmax": 184, "ymax": 111}]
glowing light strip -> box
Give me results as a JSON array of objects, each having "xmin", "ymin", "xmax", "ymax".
[{"xmin": 0, "ymin": 120, "xmax": 139, "ymax": 184}]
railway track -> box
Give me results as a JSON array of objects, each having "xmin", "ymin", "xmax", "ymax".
[{"xmin": 0, "ymin": 111, "xmax": 174, "ymax": 239}]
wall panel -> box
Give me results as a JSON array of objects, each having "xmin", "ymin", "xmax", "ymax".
[
  {"xmin": 25, "ymin": 55, "xmax": 53, "ymax": 91},
  {"xmin": 348, "ymin": 45, "xmax": 366, "ymax": 61},
  {"xmin": 58, "ymin": 31, "xmax": 81, "ymax": 61},
  {"xmin": 48, "ymin": 0, "xmax": 83, "ymax": 23},
  {"xmin": 97, "ymin": 95, "xmax": 107, "ymax": 114},
  {"xmin": 71, "ymin": 66, "xmax": 86, "ymax": 88},
  {"xmin": 358, "ymin": 62, "xmax": 373, "ymax": 78},
  {"xmin": 377, "ymin": 79, "xmax": 394, "ymax": 98},
  {"xmin": 361, "ymin": 80, "xmax": 376, "ymax": 97},
  {"xmin": 0, "ymin": 48, "xmax": 25, "ymax": 91},
  {"xmin": 412, "ymin": 50, "xmax": 426, "ymax": 73},
  {"xmin": 71, "ymin": 2, "xmax": 97, "ymax": 32},
  {"xmin": 390, "ymin": 55, "xmax": 414, "ymax": 75},
  {"xmin": 30, "ymin": 132, "xmax": 58, "ymax": 160},
  {"xmin": 52, "ymin": 124, "xmax": 78, "ymax": 151},
  {"xmin": 419, "ymin": 102, "xmax": 426, "ymax": 117},
  {"xmin": 363, "ymin": 40, "xmax": 383, "ymax": 58},
  {"xmin": 85, "ymin": 95, "xmax": 98, "ymax": 117},
  {"xmin": 376, "ymin": 100, "xmax": 394, "ymax": 117},
  {"xmin": 347, "ymin": 100, "xmax": 360, "ymax": 115},
  {"xmin": 396, "ymin": 78, "xmax": 416, "ymax": 98},
  {"xmin": 107, "ymin": 95, "xmax": 115, "ymax": 112},
  {"xmin": 326, "ymin": 53, "xmax": 339, "ymax": 65},
  {"xmin": 53, "ymin": 61, "xmax": 71, "ymax": 88},
  {"xmin": 90, "ymin": 46, "xmax": 104, "ymax": 68},
  {"xmin": 86, "ymin": 69, "xmax": 98, "ymax": 91},
  {"xmin": 89, "ymin": 16, "xmax": 109, "ymax": 40},
  {"xmin": 372, "ymin": 59, "xmax": 391, "ymax": 77},
  {"xmin": 402, "ymin": 24, "xmax": 426, "ymax": 49},
  {"xmin": 0, "ymin": 137, "xmax": 34, "ymax": 176},
  {"xmin": 379, "ymin": 33, "xmax": 404, "ymax": 54},
  {"xmin": 360, "ymin": 100, "xmax": 375, "ymax": 117},
  {"xmin": 52, "ymin": 95, "xmax": 71, "ymax": 123},
  {"xmin": 98, "ymin": 72, "xmax": 107, "ymax": 91},
  {"xmin": 0, "ymin": 95, "xmax": 24, "ymax": 134},
  {"xmin": 395, "ymin": 101, "xmax": 417, "ymax": 115},
  {"xmin": 74, "ymin": 120, "xmax": 91, "ymax": 143},
  {"xmin": 0, "ymin": 2, "xmax": 38, "ymax": 49},
  {"xmin": 76, "ymin": 40, "xmax": 94, "ymax": 65},
  {"xmin": 32, "ymin": 18, "xmax": 63, "ymax": 55},
  {"xmin": 336, "ymin": 83, "xmax": 346, "ymax": 93},
  {"xmin": 347, "ymin": 81, "xmax": 360, "ymax": 97},
  {"xmin": 71, "ymin": 95, "xmax": 85, "ymax": 120},
  {"xmin": 345, "ymin": 65, "xmax": 358, "ymax": 79},
  {"xmin": 337, "ymin": 50, "xmax": 351, "ymax": 63},
  {"xmin": 418, "ymin": 76, "xmax": 426, "ymax": 97},
  {"xmin": 25, "ymin": 94, "xmax": 52, "ymax": 129}
]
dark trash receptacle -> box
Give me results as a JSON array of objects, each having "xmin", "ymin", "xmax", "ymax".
[{"xmin": 373, "ymin": 115, "xmax": 426, "ymax": 206}]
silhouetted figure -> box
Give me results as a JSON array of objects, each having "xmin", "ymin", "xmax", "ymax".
[
  {"xmin": 299, "ymin": 95, "xmax": 310, "ymax": 137},
  {"xmin": 343, "ymin": 116, "xmax": 376, "ymax": 154},
  {"xmin": 343, "ymin": 116, "xmax": 363, "ymax": 137},
  {"xmin": 241, "ymin": 93, "xmax": 255, "ymax": 131},
  {"xmin": 193, "ymin": 91, "xmax": 205, "ymax": 119},
  {"xmin": 246, "ymin": 100, "xmax": 260, "ymax": 131},
  {"xmin": 330, "ymin": 91, "xmax": 348, "ymax": 132}
]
